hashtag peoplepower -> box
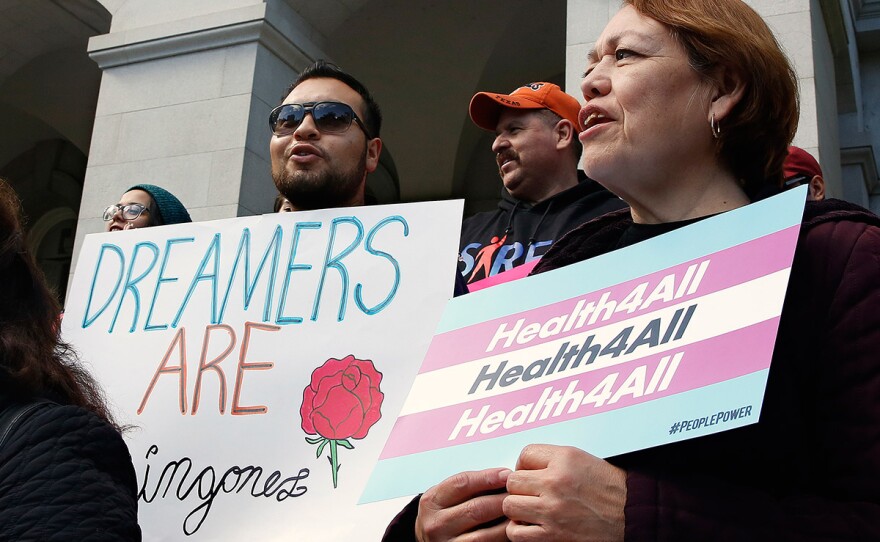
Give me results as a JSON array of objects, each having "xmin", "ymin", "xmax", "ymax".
[{"xmin": 669, "ymin": 404, "xmax": 753, "ymax": 435}]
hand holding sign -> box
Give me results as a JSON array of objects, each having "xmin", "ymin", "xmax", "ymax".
[
  {"xmin": 415, "ymin": 468, "xmax": 511, "ymax": 542},
  {"xmin": 364, "ymin": 191, "xmax": 807, "ymax": 506},
  {"xmin": 505, "ymin": 444, "xmax": 625, "ymax": 541}
]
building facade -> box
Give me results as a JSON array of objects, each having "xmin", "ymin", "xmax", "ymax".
[{"xmin": 1, "ymin": 0, "xmax": 878, "ymax": 302}]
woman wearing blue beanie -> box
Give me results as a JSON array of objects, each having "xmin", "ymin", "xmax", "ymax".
[{"xmin": 104, "ymin": 184, "xmax": 191, "ymax": 231}]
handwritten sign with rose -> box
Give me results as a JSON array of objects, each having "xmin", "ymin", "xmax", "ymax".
[{"xmin": 62, "ymin": 201, "xmax": 463, "ymax": 540}]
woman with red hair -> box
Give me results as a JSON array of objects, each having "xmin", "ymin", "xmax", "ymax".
[{"xmin": 386, "ymin": 1, "xmax": 880, "ymax": 540}]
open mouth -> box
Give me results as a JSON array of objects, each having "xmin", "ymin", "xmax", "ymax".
[
  {"xmin": 581, "ymin": 112, "xmax": 608, "ymax": 130},
  {"xmin": 497, "ymin": 153, "xmax": 516, "ymax": 170},
  {"xmin": 288, "ymin": 144, "xmax": 322, "ymax": 160}
]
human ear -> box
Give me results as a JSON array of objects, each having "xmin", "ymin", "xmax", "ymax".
[
  {"xmin": 365, "ymin": 138, "xmax": 382, "ymax": 173},
  {"xmin": 708, "ymin": 66, "xmax": 746, "ymax": 124},
  {"xmin": 809, "ymin": 175, "xmax": 825, "ymax": 201},
  {"xmin": 554, "ymin": 119, "xmax": 575, "ymax": 151}
]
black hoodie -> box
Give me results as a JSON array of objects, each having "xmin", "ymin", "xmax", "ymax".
[{"xmin": 458, "ymin": 173, "xmax": 627, "ymax": 284}]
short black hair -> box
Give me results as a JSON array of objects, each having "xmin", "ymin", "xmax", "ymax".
[
  {"xmin": 535, "ymin": 109, "xmax": 581, "ymax": 165},
  {"xmin": 284, "ymin": 60, "xmax": 382, "ymax": 138},
  {"xmin": 273, "ymin": 193, "xmax": 287, "ymax": 212}
]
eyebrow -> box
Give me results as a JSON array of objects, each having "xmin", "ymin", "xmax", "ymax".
[{"xmin": 588, "ymin": 30, "xmax": 655, "ymax": 64}]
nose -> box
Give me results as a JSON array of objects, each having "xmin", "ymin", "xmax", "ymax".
[
  {"xmin": 491, "ymin": 133, "xmax": 509, "ymax": 154},
  {"xmin": 293, "ymin": 111, "xmax": 320, "ymax": 140},
  {"xmin": 105, "ymin": 205, "xmax": 123, "ymax": 231},
  {"xmin": 581, "ymin": 61, "xmax": 611, "ymax": 100}
]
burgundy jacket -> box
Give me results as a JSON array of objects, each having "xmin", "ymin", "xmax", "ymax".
[{"xmin": 384, "ymin": 199, "xmax": 880, "ymax": 541}]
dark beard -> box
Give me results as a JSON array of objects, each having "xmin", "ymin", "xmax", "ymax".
[{"xmin": 273, "ymin": 149, "xmax": 367, "ymax": 211}]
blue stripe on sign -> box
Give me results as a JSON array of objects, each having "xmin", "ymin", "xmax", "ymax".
[{"xmin": 437, "ymin": 186, "xmax": 806, "ymax": 333}]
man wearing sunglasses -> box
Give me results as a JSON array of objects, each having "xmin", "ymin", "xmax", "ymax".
[{"xmin": 269, "ymin": 60, "xmax": 382, "ymax": 211}]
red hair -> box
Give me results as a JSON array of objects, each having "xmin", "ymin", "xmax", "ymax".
[{"xmin": 625, "ymin": 0, "xmax": 799, "ymax": 195}]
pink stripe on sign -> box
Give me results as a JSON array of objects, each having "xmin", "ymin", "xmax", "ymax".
[
  {"xmin": 381, "ymin": 318, "xmax": 779, "ymax": 459},
  {"xmin": 421, "ymin": 226, "xmax": 798, "ymax": 373}
]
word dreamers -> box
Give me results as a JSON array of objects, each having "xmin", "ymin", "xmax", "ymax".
[
  {"xmin": 451, "ymin": 352, "xmax": 684, "ymax": 440},
  {"xmin": 139, "ymin": 445, "xmax": 309, "ymax": 536},
  {"xmin": 486, "ymin": 260, "xmax": 709, "ymax": 353},
  {"xmin": 470, "ymin": 305, "xmax": 696, "ymax": 394},
  {"xmin": 81, "ymin": 215, "xmax": 409, "ymax": 334}
]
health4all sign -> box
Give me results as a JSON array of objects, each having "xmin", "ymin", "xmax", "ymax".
[
  {"xmin": 363, "ymin": 187, "xmax": 807, "ymax": 502},
  {"xmin": 62, "ymin": 201, "xmax": 462, "ymax": 541}
]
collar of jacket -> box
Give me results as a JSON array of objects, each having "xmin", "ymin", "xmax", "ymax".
[{"xmin": 497, "ymin": 170, "xmax": 603, "ymax": 213}]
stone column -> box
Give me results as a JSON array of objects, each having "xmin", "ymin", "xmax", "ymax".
[{"xmin": 71, "ymin": 0, "xmax": 328, "ymax": 283}]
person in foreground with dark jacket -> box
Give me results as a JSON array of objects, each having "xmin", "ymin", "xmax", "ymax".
[
  {"xmin": 0, "ymin": 178, "xmax": 141, "ymax": 540},
  {"xmin": 459, "ymin": 82, "xmax": 626, "ymax": 287},
  {"xmin": 385, "ymin": 0, "xmax": 880, "ymax": 540}
]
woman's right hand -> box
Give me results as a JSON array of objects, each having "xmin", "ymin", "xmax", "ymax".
[{"xmin": 415, "ymin": 467, "xmax": 511, "ymax": 542}]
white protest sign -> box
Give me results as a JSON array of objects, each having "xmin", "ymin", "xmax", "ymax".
[{"xmin": 62, "ymin": 201, "xmax": 462, "ymax": 540}]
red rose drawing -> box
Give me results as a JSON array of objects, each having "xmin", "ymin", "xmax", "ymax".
[{"xmin": 300, "ymin": 355, "xmax": 384, "ymax": 488}]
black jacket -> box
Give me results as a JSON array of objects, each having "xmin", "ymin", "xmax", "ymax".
[
  {"xmin": 0, "ymin": 396, "xmax": 141, "ymax": 541},
  {"xmin": 458, "ymin": 174, "xmax": 626, "ymax": 284}
]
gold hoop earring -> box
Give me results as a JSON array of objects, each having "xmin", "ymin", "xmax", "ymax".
[{"xmin": 710, "ymin": 113, "xmax": 721, "ymax": 140}]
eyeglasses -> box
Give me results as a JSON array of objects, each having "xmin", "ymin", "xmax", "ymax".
[
  {"xmin": 269, "ymin": 101, "xmax": 372, "ymax": 139},
  {"xmin": 102, "ymin": 203, "xmax": 150, "ymax": 222}
]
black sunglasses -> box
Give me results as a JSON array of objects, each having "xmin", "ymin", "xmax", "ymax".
[{"xmin": 268, "ymin": 101, "xmax": 371, "ymax": 139}]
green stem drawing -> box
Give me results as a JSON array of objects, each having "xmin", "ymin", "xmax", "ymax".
[
  {"xmin": 329, "ymin": 439, "xmax": 339, "ymax": 488},
  {"xmin": 306, "ymin": 436, "xmax": 354, "ymax": 488}
]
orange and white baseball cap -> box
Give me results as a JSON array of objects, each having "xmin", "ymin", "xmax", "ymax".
[{"xmin": 469, "ymin": 82, "xmax": 581, "ymax": 131}]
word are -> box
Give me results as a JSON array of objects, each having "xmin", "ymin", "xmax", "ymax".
[
  {"xmin": 486, "ymin": 260, "xmax": 709, "ymax": 352},
  {"xmin": 139, "ymin": 445, "xmax": 309, "ymax": 535},
  {"xmin": 82, "ymin": 215, "xmax": 409, "ymax": 333},
  {"xmin": 138, "ymin": 322, "xmax": 279, "ymax": 416},
  {"xmin": 471, "ymin": 305, "xmax": 695, "ymax": 394},
  {"xmin": 451, "ymin": 352, "xmax": 683, "ymax": 440}
]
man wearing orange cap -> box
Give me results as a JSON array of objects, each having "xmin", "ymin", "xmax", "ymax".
[
  {"xmin": 459, "ymin": 82, "xmax": 626, "ymax": 287},
  {"xmin": 783, "ymin": 146, "xmax": 825, "ymax": 201}
]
